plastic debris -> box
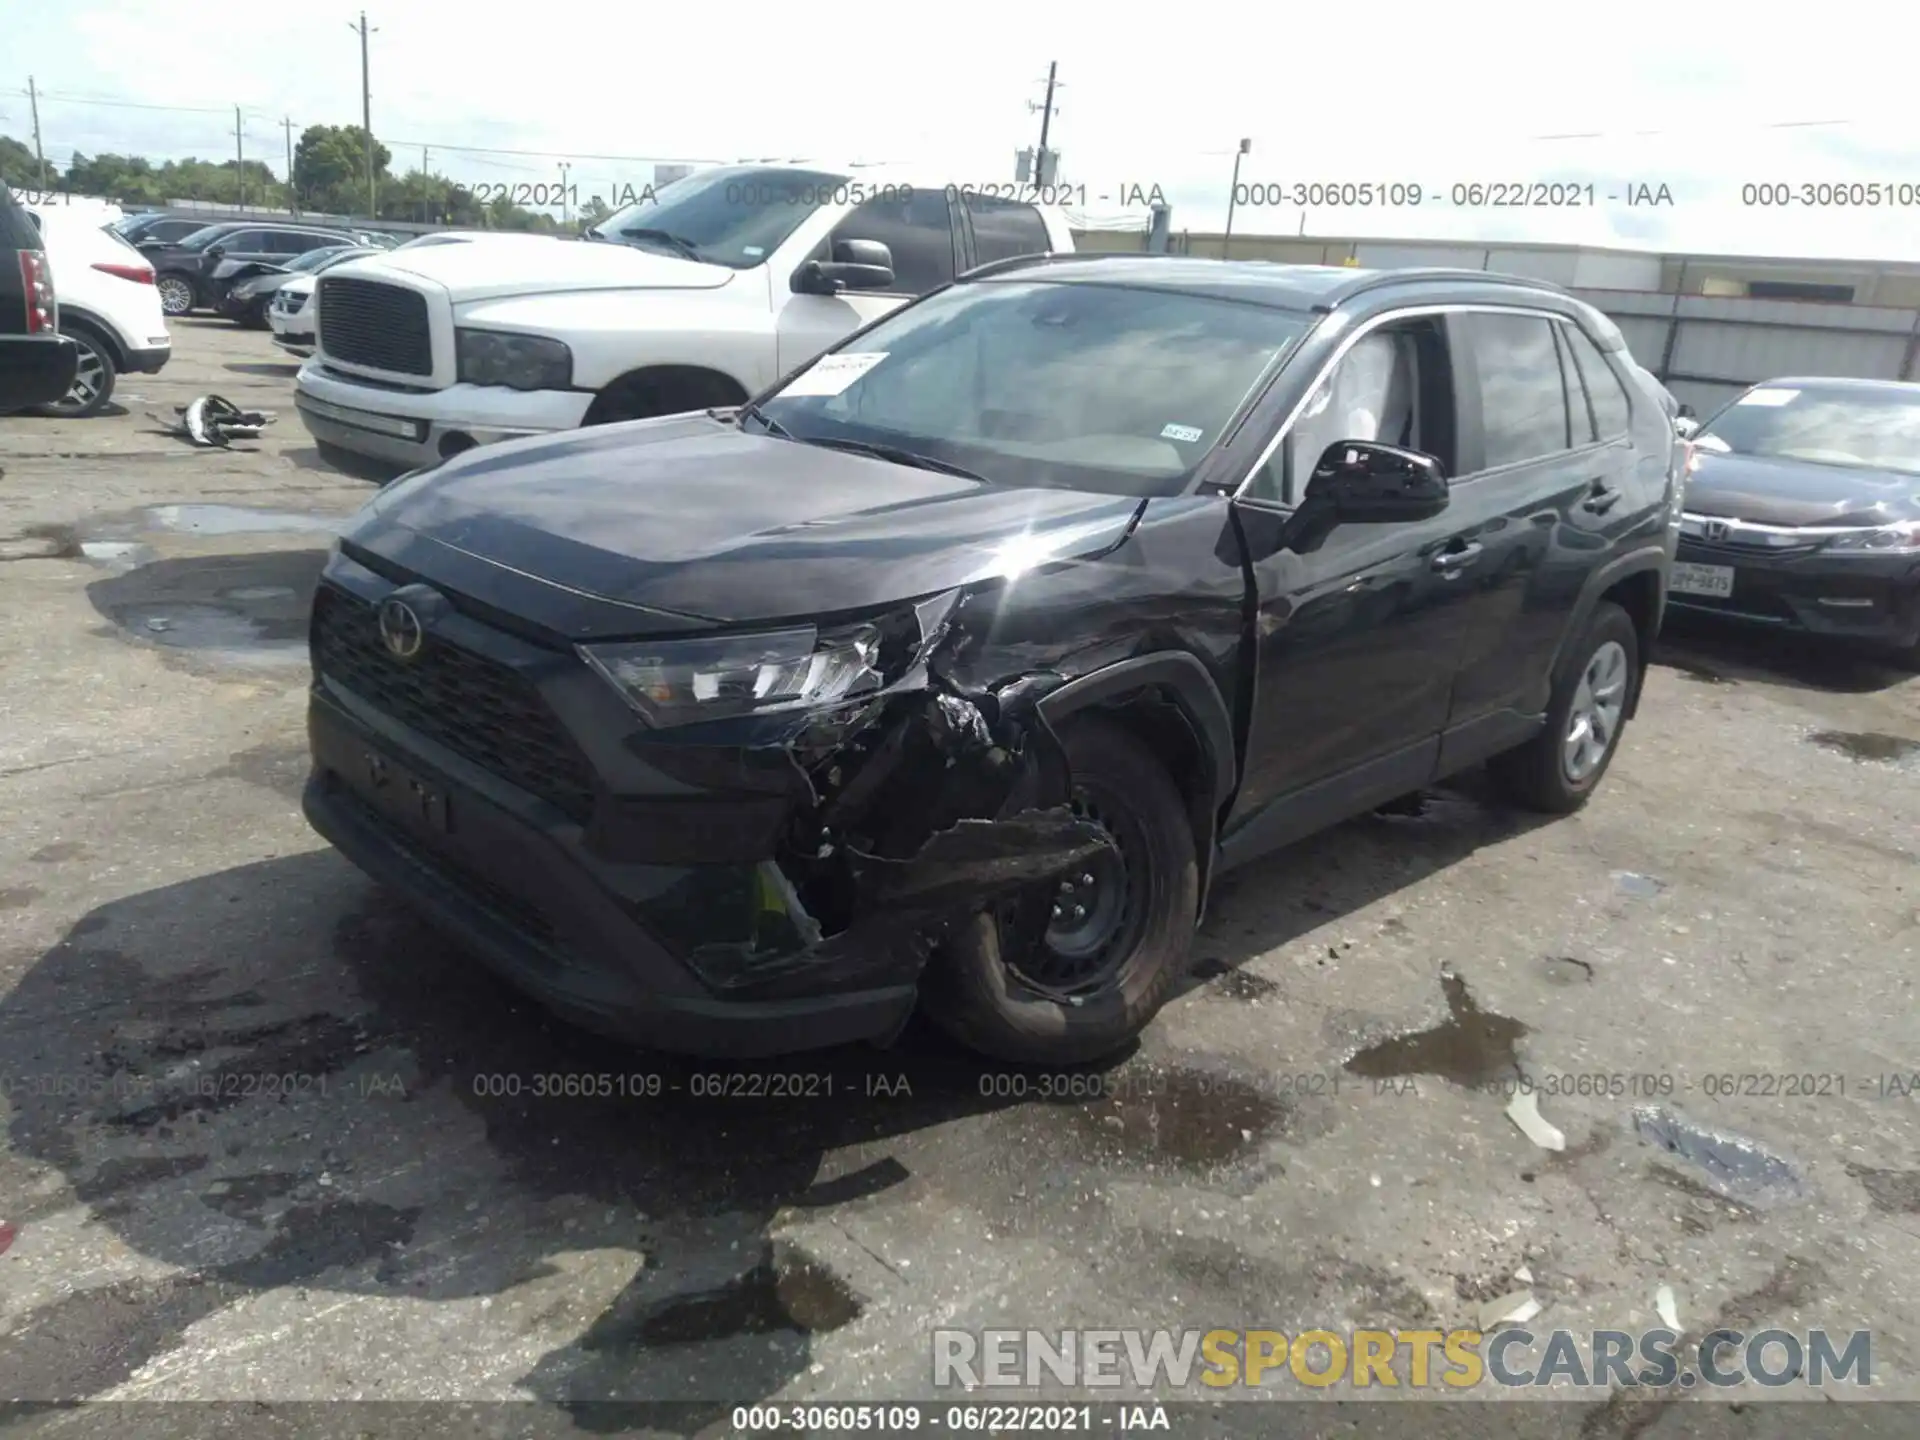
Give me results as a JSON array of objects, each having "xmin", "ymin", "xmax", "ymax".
[
  {"xmin": 149, "ymin": 394, "xmax": 277, "ymax": 448},
  {"xmin": 1479, "ymin": 1291, "xmax": 1544, "ymax": 1330},
  {"xmin": 1514, "ymin": 1264, "xmax": 1534, "ymax": 1284},
  {"xmin": 1655, "ymin": 1284, "xmax": 1680, "ymax": 1330},
  {"xmin": 1506, "ymin": 1088, "xmax": 1567, "ymax": 1151}
]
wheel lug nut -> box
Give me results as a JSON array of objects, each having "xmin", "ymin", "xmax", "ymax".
[
  {"xmin": 1060, "ymin": 882, "xmax": 1075, "ymax": 894},
  {"xmin": 1051, "ymin": 905, "xmax": 1063, "ymax": 919},
  {"xmin": 1072, "ymin": 905, "xmax": 1086, "ymax": 920},
  {"xmin": 1080, "ymin": 874, "xmax": 1094, "ymax": 886}
]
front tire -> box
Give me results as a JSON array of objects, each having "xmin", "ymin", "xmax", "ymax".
[
  {"xmin": 1488, "ymin": 600, "xmax": 1638, "ymax": 813},
  {"xmin": 157, "ymin": 274, "xmax": 196, "ymax": 316},
  {"xmin": 30, "ymin": 325, "xmax": 117, "ymax": 419},
  {"xmin": 921, "ymin": 716, "xmax": 1199, "ymax": 1065}
]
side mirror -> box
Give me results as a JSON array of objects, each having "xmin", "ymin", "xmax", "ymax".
[
  {"xmin": 206, "ymin": 244, "xmax": 226, "ymax": 261},
  {"xmin": 793, "ymin": 238, "xmax": 895, "ymax": 295},
  {"xmin": 1673, "ymin": 416, "xmax": 1700, "ymax": 439},
  {"xmin": 1305, "ymin": 441, "xmax": 1449, "ymax": 523}
]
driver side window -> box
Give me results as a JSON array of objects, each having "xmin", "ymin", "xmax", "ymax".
[{"xmin": 1247, "ymin": 316, "xmax": 1454, "ymax": 505}]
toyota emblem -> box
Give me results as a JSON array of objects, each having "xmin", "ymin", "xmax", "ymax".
[
  {"xmin": 378, "ymin": 597, "xmax": 425, "ymax": 660},
  {"xmin": 1703, "ymin": 519, "xmax": 1731, "ymax": 543}
]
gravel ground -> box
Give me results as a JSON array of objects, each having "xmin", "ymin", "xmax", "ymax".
[{"xmin": 1, "ymin": 321, "xmax": 1917, "ymax": 1437}]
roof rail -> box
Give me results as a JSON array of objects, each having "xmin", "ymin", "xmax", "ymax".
[
  {"xmin": 957, "ymin": 250, "xmax": 1184, "ymax": 282},
  {"xmin": 1332, "ymin": 267, "xmax": 1572, "ymax": 301}
]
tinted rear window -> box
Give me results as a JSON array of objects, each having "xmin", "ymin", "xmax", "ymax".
[{"xmin": 0, "ymin": 184, "xmax": 44, "ymax": 250}]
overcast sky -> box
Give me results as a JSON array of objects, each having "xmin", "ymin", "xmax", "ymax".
[{"xmin": 8, "ymin": 0, "xmax": 1920, "ymax": 259}]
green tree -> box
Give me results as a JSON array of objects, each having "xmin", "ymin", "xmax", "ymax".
[
  {"xmin": 578, "ymin": 195, "xmax": 613, "ymax": 230},
  {"xmin": 0, "ymin": 134, "xmax": 49, "ymax": 190},
  {"xmin": 293, "ymin": 124, "xmax": 391, "ymax": 215}
]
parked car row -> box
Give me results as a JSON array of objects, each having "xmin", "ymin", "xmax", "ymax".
[{"xmin": 122, "ymin": 218, "xmax": 396, "ymax": 317}]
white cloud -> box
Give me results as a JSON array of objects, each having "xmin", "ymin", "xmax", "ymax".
[{"xmin": 10, "ymin": 0, "xmax": 1920, "ymax": 258}]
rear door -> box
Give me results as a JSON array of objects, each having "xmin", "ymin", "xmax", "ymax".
[{"xmin": 1439, "ymin": 308, "xmax": 1634, "ymax": 751}]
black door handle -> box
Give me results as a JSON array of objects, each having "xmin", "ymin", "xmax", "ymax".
[
  {"xmin": 1583, "ymin": 482, "xmax": 1622, "ymax": 515},
  {"xmin": 1432, "ymin": 541, "xmax": 1484, "ymax": 572}
]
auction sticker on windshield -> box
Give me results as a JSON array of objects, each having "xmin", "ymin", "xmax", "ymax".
[
  {"xmin": 782, "ymin": 352, "xmax": 888, "ymax": 397},
  {"xmin": 1739, "ymin": 388, "xmax": 1800, "ymax": 406}
]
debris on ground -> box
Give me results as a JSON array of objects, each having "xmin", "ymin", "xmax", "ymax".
[
  {"xmin": 149, "ymin": 395, "xmax": 277, "ymax": 449},
  {"xmin": 1479, "ymin": 1290, "xmax": 1544, "ymax": 1329},
  {"xmin": 1655, "ymin": 1283, "xmax": 1681, "ymax": 1329},
  {"xmin": 1632, "ymin": 1106, "xmax": 1805, "ymax": 1206},
  {"xmin": 1507, "ymin": 1088, "xmax": 1567, "ymax": 1151}
]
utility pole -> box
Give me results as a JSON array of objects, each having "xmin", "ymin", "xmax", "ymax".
[
  {"xmin": 27, "ymin": 76, "xmax": 47, "ymax": 191},
  {"xmin": 1223, "ymin": 137, "xmax": 1251, "ymax": 258},
  {"xmin": 234, "ymin": 105, "xmax": 246, "ymax": 209},
  {"xmin": 1026, "ymin": 62, "xmax": 1061, "ymax": 187},
  {"xmin": 284, "ymin": 116, "xmax": 297, "ymax": 215},
  {"xmin": 558, "ymin": 161, "xmax": 571, "ymax": 227},
  {"xmin": 351, "ymin": 11, "xmax": 378, "ymax": 219},
  {"xmin": 421, "ymin": 146, "xmax": 429, "ymax": 223}
]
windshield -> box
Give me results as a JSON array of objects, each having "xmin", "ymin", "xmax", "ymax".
[
  {"xmin": 312, "ymin": 247, "xmax": 375, "ymax": 273},
  {"xmin": 757, "ymin": 280, "xmax": 1310, "ymax": 497},
  {"xmin": 587, "ymin": 166, "xmax": 850, "ymax": 269},
  {"xmin": 1698, "ymin": 384, "xmax": 1920, "ymax": 476},
  {"xmin": 175, "ymin": 225, "xmax": 234, "ymax": 252}
]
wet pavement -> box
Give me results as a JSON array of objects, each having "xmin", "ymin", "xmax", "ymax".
[{"xmin": 2, "ymin": 323, "xmax": 1920, "ymax": 1431}]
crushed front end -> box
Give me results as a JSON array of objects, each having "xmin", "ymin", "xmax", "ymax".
[{"xmin": 302, "ymin": 544, "xmax": 1113, "ymax": 1058}]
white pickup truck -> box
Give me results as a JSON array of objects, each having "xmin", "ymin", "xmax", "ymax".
[{"xmin": 293, "ymin": 164, "xmax": 1075, "ymax": 470}]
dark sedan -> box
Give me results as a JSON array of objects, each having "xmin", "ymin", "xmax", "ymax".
[
  {"xmin": 1672, "ymin": 377, "xmax": 1920, "ymax": 654},
  {"xmin": 219, "ymin": 244, "xmax": 382, "ymax": 327}
]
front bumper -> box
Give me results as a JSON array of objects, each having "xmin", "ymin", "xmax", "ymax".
[
  {"xmin": 305, "ymin": 682, "xmax": 920, "ymax": 1058},
  {"xmin": 294, "ymin": 359, "xmax": 594, "ymax": 468},
  {"xmin": 1671, "ymin": 535, "xmax": 1920, "ymax": 647}
]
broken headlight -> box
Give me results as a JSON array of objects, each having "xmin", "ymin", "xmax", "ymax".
[{"xmin": 580, "ymin": 623, "xmax": 888, "ymax": 727}]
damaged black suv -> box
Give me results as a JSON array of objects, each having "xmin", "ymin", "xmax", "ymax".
[{"xmin": 304, "ymin": 256, "xmax": 1680, "ymax": 1063}]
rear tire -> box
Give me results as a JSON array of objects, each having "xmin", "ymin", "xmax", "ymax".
[
  {"xmin": 921, "ymin": 715, "xmax": 1199, "ymax": 1065},
  {"xmin": 157, "ymin": 274, "xmax": 196, "ymax": 317},
  {"xmin": 1488, "ymin": 600, "xmax": 1638, "ymax": 813},
  {"xmin": 30, "ymin": 324, "xmax": 117, "ymax": 419}
]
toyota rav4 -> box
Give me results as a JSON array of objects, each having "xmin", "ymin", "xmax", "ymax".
[{"xmin": 302, "ymin": 257, "xmax": 1680, "ymax": 1064}]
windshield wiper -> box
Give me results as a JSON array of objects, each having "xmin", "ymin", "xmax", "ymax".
[
  {"xmin": 616, "ymin": 227, "xmax": 704, "ymax": 262},
  {"xmin": 737, "ymin": 401, "xmax": 791, "ymax": 438},
  {"xmin": 801, "ymin": 437, "xmax": 988, "ymax": 482}
]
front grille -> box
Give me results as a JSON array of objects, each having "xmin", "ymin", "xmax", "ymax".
[
  {"xmin": 318, "ymin": 276, "xmax": 433, "ymax": 376},
  {"xmin": 311, "ymin": 586, "xmax": 597, "ymax": 822}
]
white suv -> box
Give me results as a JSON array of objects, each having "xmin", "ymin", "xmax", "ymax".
[
  {"xmin": 25, "ymin": 205, "xmax": 171, "ymax": 417},
  {"xmin": 293, "ymin": 166, "xmax": 1073, "ymax": 469}
]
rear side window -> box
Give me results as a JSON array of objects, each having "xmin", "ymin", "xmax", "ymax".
[
  {"xmin": 222, "ymin": 230, "xmax": 272, "ymax": 251},
  {"xmin": 1559, "ymin": 322, "xmax": 1632, "ymax": 438},
  {"xmin": 965, "ymin": 195, "xmax": 1050, "ymax": 266},
  {"xmin": 272, "ymin": 231, "xmax": 329, "ymax": 253},
  {"xmin": 1459, "ymin": 311, "xmax": 1570, "ymax": 468}
]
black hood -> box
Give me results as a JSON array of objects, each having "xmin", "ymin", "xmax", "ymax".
[
  {"xmin": 1685, "ymin": 449, "xmax": 1920, "ymax": 528},
  {"xmin": 351, "ymin": 414, "xmax": 1146, "ymax": 637}
]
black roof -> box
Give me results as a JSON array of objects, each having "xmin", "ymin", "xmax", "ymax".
[{"xmin": 962, "ymin": 253, "xmax": 1570, "ymax": 311}]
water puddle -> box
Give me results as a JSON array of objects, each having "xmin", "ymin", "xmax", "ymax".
[
  {"xmin": 1613, "ymin": 871, "xmax": 1667, "ymax": 899},
  {"xmin": 1345, "ymin": 968, "xmax": 1528, "ymax": 1090},
  {"xmin": 612, "ymin": 1253, "xmax": 862, "ymax": 1347},
  {"xmin": 1632, "ymin": 1106, "xmax": 1805, "ymax": 1207},
  {"xmin": 89, "ymin": 550, "xmax": 329, "ymax": 671},
  {"xmin": 1807, "ymin": 730, "xmax": 1920, "ymax": 768},
  {"xmin": 1068, "ymin": 1064, "xmax": 1289, "ymax": 1168},
  {"xmin": 1844, "ymin": 1163, "xmax": 1920, "ymax": 1215}
]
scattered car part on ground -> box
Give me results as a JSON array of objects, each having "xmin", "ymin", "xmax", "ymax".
[
  {"xmin": 20, "ymin": 204, "xmax": 172, "ymax": 418},
  {"xmin": 1673, "ymin": 376, "xmax": 1920, "ymax": 656},
  {"xmin": 293, "ymin": 164, "xmax": 1075, "ymax": 471},
  {"xmin": 150, "ymin": 393, "xmax": 277, "ymax": 447},
  {"xmin": 300, "ymin": 257, "xmax": 1679, "ymax": 1063},
  {"xmin": 0, "ymin": 182, "xmax": 80, "ymax": 413}
]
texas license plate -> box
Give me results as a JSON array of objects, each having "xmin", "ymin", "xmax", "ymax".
[
  {"xmin": 360, "ymin": 749, "xmax": 452, "ymax": 834},
  {"xmin": 1671, "ymin": 562, "xmax": 1734, "ymax": 598}
]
